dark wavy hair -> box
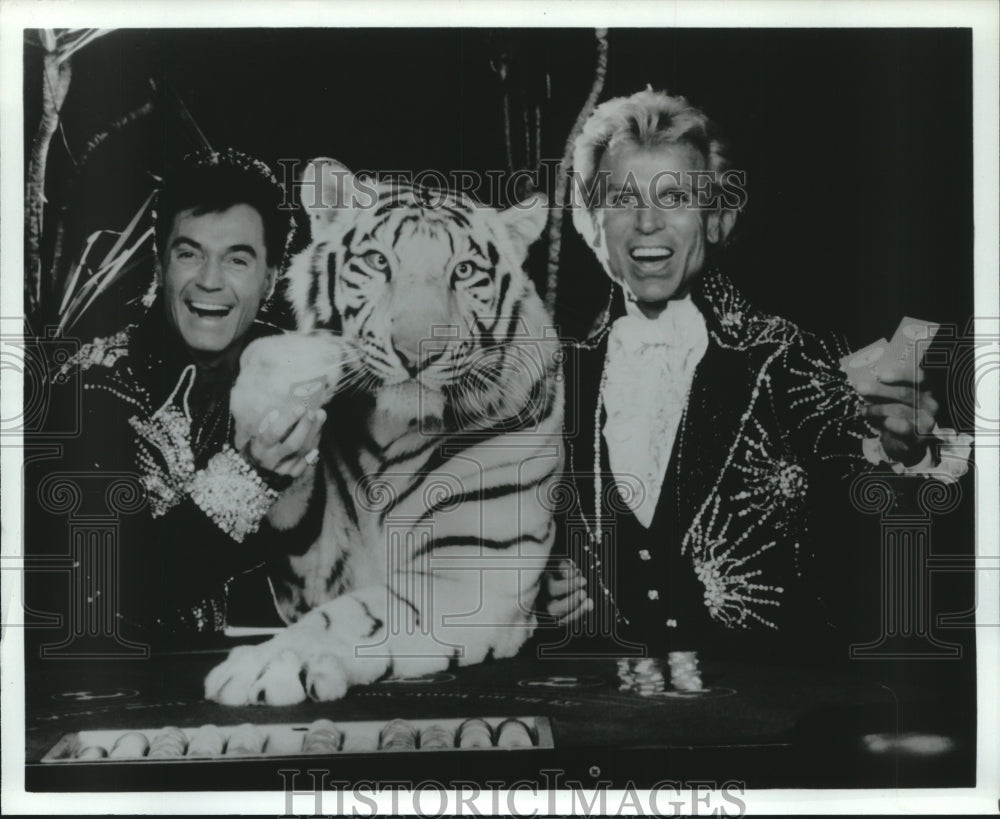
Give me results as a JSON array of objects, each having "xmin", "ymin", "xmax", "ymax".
[{"xmin": 154, "ymin": 147, "xmax": 292, "ymax": 270}]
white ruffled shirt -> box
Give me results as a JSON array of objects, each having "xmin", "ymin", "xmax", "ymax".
[{"xmin": 602, "ymin": 295, "xmax": 709, "ymax": 528}]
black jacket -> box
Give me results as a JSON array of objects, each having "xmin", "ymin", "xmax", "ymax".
[
  {"xmin": 539, "ymin": 269, "xmax": 879, "ymax": 657},
  {"xmin": 24, "ymin": 299, "xmax": 285, "ymax": 646}
]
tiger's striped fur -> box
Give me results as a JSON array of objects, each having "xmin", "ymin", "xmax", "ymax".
[{"xmin": 206, "ymin": 159, "xmax": 563, "ymax": 705}]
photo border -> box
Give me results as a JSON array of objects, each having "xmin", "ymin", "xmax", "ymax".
[{"xmin": 2, "ymin": 0, "xmax": 997, "ymax": 814}]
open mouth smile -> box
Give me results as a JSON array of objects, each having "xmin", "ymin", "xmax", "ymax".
[
  {"xmin": 186, "ymin": 300, "xmax": 234, "ymax": 319},
  {"xmin": 629, "ymin": 246, "xmax": 674, "ymax": 271}
]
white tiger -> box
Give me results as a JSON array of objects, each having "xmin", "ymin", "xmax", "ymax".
[{"xmin": 205, "ymin": 159, "xmax": 564, "ymax": 705}]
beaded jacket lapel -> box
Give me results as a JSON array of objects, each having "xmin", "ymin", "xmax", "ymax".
[{"xmin": 662, "ymin": 341, "xmax": 753, "ymax": 536}]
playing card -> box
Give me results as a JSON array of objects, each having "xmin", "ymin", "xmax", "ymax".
[
  {"xmin": 876, "ymin": 316, "xmax": 940, "ymax": 378},
  {"xmin": 839, "ymin": 338, "xmax": 889, "ymax": 389}
]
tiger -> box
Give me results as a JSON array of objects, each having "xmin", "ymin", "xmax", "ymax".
[{"xmin": 205, "ymin": 158, "xmax": 564, "ymax": 705}]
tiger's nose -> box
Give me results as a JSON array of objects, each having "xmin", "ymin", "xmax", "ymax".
[
  {"xmin": 391, "ymin": 341, "xmax": 446, "ymax": 376},
  {"xmin": 392, "ymin": 343, "xmax": 420, "ymax": 376}
]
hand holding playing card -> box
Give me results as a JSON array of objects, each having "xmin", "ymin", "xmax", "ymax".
[
  {"xmin": 840, "ymin": 318, "xmax": 970, "ymax": 480},
  {"xmin": 841, "ymin": 317, "xmax": 941, "ymax": 467},
  {"xmin": 856, "ymin": 365, "xmax": 939, "ymax": 466}
]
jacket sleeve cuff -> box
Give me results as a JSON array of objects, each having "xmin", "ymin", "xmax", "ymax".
[
  {"xmin": 862, "ymin": 425, "xmax": 972, "ymax": 483},
  {"xmin": 190, "ymin": 445, "xmax": 279, "ymax": 542}
]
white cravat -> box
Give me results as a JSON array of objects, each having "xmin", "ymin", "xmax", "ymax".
[{"xmin": 601, "ymin": 294, "xmax": 709, "ymax": 528}]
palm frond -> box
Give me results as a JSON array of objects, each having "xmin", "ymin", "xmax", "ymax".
[
  {"xmin": 56, "ymin": 29, "xmax": 111, "ymax": 62},
  {"xmin": 58, "ymin": 228, "xmax": 154, "ymax": 335},
  {"xmin": 57, "ymin": 190, "xmax": 157, "ymax": 334}
]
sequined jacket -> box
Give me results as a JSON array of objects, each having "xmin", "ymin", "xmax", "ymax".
[
  {"xmin": 556, "ymin": 269, "xmax": 880, "ymax": 653},
  {"xmin": 25, "ymin": 301, "xmax": 286, "ymax": 640}
]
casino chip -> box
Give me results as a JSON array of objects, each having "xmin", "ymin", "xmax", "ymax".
[
  {"xmin": 148, "ymin": 726, "xmax": 187, "ymax": 758},
  {"xmin": 187, "ymin": 725, "xmax": 224, "ymax": 757},
  {"xmin": 302, "ymin": 719, "xmax": 343, "ymax": 754},
  {"xmin": 378, "ymin": 719, "xmax": 418, "ymax": 751},
  {"xmin": 226, "ymin": 723, "xmax": 265, "ymax": 756},
  {"xmin": 457, "ymin": 718, "xmax": 494, "ymax": 749},
  {"xmin": 616, "ymin": 653, "xmax": 704, "ymax": 697},
  {"xmin": 667, "ymin": 651, "xmax": 703, "ymax": 692},
  {"xmin": 419, "ymin": 724, "xmax": 455, "ymax": 750},
  {"xmin": 110, "ymin": 731, "xmax": 150, "ymax": 759},
  {"xmin": 496, "ymin": 719, "xmax": 533, "ymax": 749},
  {"xmin": 616, "ymin": 658, "xmax": 667, "ymax": 695}
]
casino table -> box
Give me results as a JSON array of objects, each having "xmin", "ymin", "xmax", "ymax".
[{"xmin": 23, "ymin": 637, "xmax": 976, "ymax": 792}]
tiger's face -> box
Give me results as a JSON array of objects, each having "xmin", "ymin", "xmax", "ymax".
[{"xmin": 285, "ymin": 159, "xmax": 551, "ymax": 431}]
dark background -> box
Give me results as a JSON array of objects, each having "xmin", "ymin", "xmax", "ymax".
[
  {"xmin": 23, "ymin": 23, "xmax": 978, "ymax": 645},
  {"xmin": 23, "ymin": 25, "xmax": 977, "ymax": 638},
  {"xmin": 21, "ymin": 27, "xmax": 979, "ymax": 781},
  {"xmin": 24, "ymin": 27, "xmax": 973, "ymax": 345}
]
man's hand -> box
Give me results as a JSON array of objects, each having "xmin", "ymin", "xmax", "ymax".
[
  {"xmin": 857, "ymin": 365, "xmax": 939, "ymax": 466},
  {"xmin": 541, "ymin": 559, "xmax": 593, "ymax": 625},
  {"xmin": 246, "ymin": 404, "xmax": 326, "ymax": 481}
]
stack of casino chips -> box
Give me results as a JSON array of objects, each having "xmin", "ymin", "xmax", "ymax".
[
  {"xmin": 225, "ymin": 723, "xmax": 265, "ymax": 756},
  {"xmin": 496, "ymin": 719, "xmax": 533, "ymax": 748},
  {"xmin": 666, "ymin": 651, "xmax": 703, "ymax": 692},
  {"xmin": 186, "ymin": 724, "xmax": 225, "ymax": 757},
  {"xmin": 378, "ymin": 719, "xmax": 418, "ymax": 751},
  {"xmin": 616, "ymin": 658, "xmax": 667, "ymax": 696},
  {"xmin": 457, "ymin": 718, "xmax": 494, "ymax": 749},
  {"xmin": 64, "ymin": 715, "xmax": 544, "ymax": 762},
  {"xmin": 302, "ymin": 719, "xmax": 343, "ymax": 754},
  {"xmin": 148, "ymin": 726, "xmax": 188, "ymax": 758},
  {"xmin": 109, "ymin": 731, "xmax": 150, "ymax": 759},
  {"xmin": 419, "ymin": 723, "xmax": 454, "ymax": 750},
  {"xmin": 617, "ymin": 653, "xmax": 704, "ymax": 696}
]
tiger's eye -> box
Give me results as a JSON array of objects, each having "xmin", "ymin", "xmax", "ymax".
[
  {"xmin": 453, "ymin": 261, "xmax": 476, "ymax": 280},
  {"xmin": 363, "ymin": 250, "xmax": 389, "ymax": 272}
]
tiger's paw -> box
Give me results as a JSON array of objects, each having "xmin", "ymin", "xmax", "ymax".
[
  {"xmin": 205, "ymin": 644, "xmax": 307, "ymax": 706},
  {"xmin": 230, "ymin": 333, "xmax": 347, "ymax": 451},
  {"xmin": 304, "ymin": 654, "xmax": 351, "ymax": 702}
]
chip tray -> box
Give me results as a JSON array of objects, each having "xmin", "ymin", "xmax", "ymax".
[{"xmin": 40, "ymin": 715, "xmax": 554, "ymax": 762}]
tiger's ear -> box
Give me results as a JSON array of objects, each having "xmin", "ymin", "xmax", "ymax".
[
  {"xmin": 499, "ymin": 193, "xmax": 549, "ymax": 261},
  {"xmin": 300, "ymin": 157, "xmax": 356, "ymax": 233}
]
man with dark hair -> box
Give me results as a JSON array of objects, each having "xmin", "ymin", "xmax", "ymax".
[
  {"xmin": 28, "ymin": 148, "xmax": 324, "ymax": 642},
  {"xmin": 154, "ymin": 149, "xmax": 293, "ymax": 273}
]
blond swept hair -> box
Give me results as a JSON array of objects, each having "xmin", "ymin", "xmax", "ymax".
[{"xmin": 571, "ymin": 88, "xmax": 733, "ymax": 257}]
